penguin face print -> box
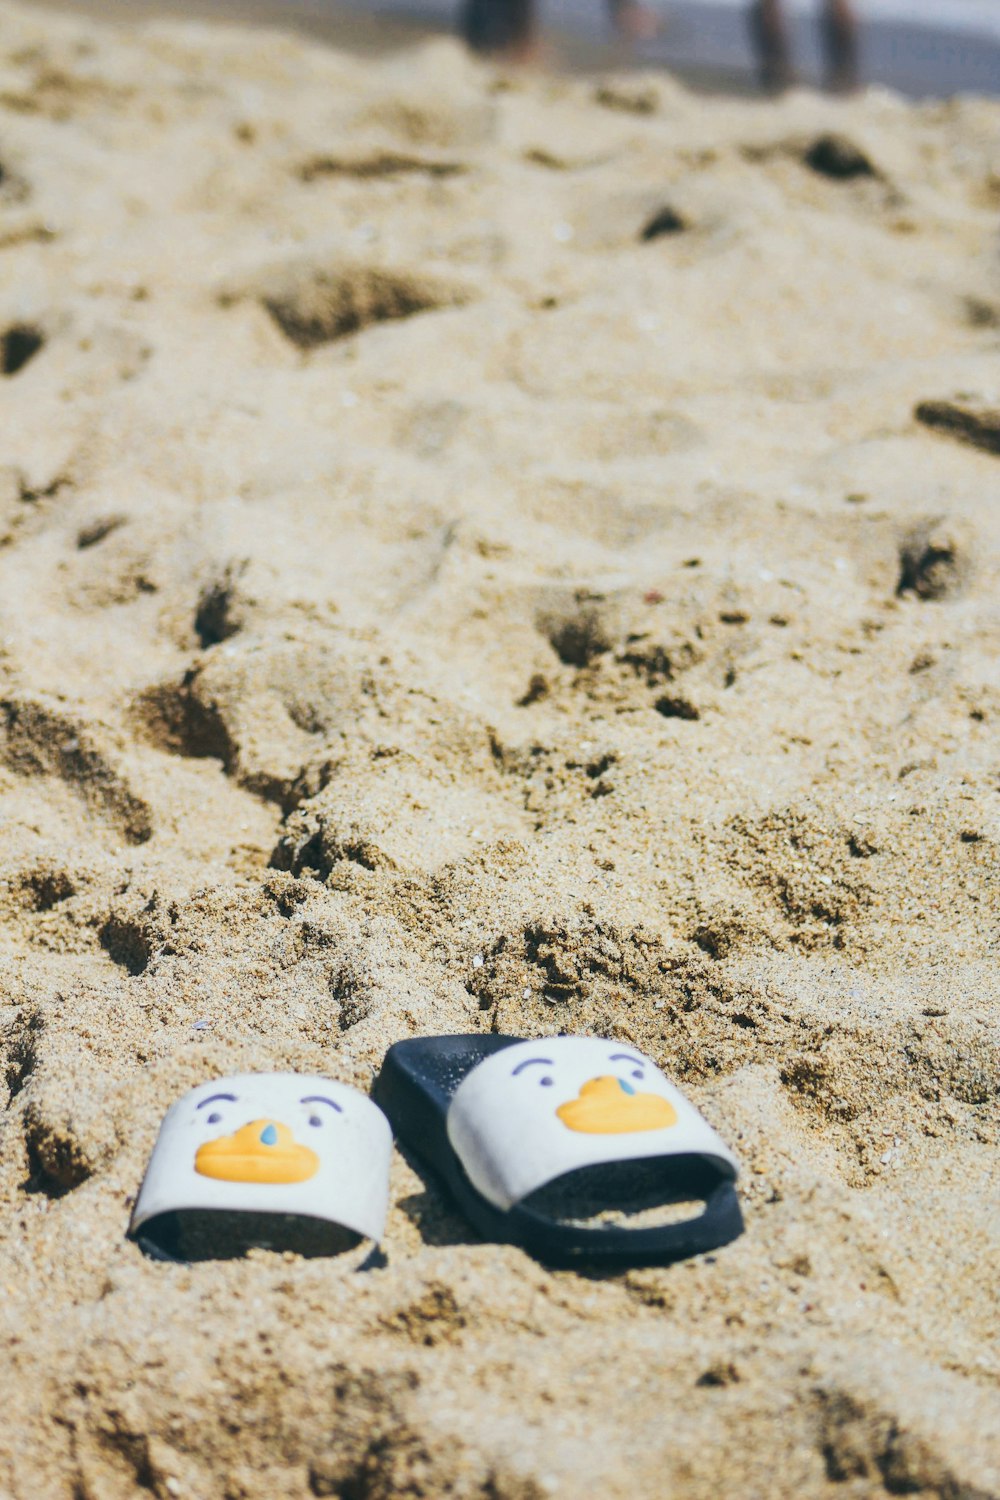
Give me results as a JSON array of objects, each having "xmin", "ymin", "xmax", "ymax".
[
  {"xmin": 189, "ymin": 1086, "xmax": 346, "ymax": 1185},
  {"xmin": 507, "ymin": 1045, "xmax": 678, "ymax": 1136},
  {"xmin": 130, "ymin": 1073, "xmax": 393, "ymax": 1249},
  {"xmin": 447, "ymin": 1038, "xmax": 736, "ymax": 1212}
]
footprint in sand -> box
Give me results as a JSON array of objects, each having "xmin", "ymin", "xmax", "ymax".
[
  {"xmin": 221, "ymin": 260, "xmax": 469, "ymax": 350},
  {"xmin": 0, "ymin": 322, "xmax": 44, "ymax": 376}
]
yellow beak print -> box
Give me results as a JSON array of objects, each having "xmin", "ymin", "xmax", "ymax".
[
  {"xmin": 556, "ymin": 1076, "xmax": 678, "ymax": 1135},
  {"xmin": 194, "ymin": 1119, "xmax": 320, "ymax": 1184}
]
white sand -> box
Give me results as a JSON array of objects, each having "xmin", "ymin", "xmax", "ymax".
[{"xmin": 0, "ymin": 3, "xmax": 998, "ymax": 1495}]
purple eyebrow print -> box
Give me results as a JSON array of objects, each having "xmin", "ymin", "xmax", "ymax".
[
  {"xmin": 608, "ymin": 1053, "xmax": 645, "ymax": 1066},
  {"xmin": 196, "ymin": 1093, "xmax": 238, "ymax": 1109},
  {"xmin": 512, "ymin": 1057, "xmax": 555, "ymax": 1075},
  {"xmin": 300, "ymin": 1095, "xmax": 343, "ymax": 1112}
]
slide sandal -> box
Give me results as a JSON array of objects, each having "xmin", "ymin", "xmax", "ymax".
[
  {"xmin": 130, "ymin": 1072, "xmax": 392, "ymax": 1262},
  {"xmin": 376, "ymin": 1035, "xmax": 742, "ymax": 1268}
]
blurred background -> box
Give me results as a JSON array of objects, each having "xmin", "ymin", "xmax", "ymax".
[{"xmin": 33, "ymin": 0, "xmax": 1000, "ymax": 97}]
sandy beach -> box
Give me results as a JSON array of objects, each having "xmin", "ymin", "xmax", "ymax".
[{"xmin": 0, "ymin": 1, "xmax": 998, "ymax": 1494}]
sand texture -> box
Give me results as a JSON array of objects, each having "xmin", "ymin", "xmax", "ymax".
[{"xmin": 0, "ymin": 4, "xmax": 998, "ymax": 1495}]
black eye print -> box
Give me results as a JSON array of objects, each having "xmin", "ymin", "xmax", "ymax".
[
  {"xmin": 207, "ymin": 1112, "xmax": 221, "ymax": 1124},
  {"xmin": 540, "ymin": 1076, "xmax": 553, "ymax": 1087},
  {"xmin": 308, "ymin": 1115, "xmax": 322, "ymax": 1127}
]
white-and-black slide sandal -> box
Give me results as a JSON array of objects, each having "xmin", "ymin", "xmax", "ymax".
[{"xmin": 376, "ymin": 1035, "xmax": 743, "ymax": 1268}]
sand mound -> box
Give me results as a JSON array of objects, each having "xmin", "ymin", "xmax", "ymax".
[{"xmin": 0, "ymin": 3, "xmax": 997, "ymax": 1495}]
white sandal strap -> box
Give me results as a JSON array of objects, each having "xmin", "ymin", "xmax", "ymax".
[
  {"xmin": 447, "ymin": 1038, "xmax": 737, "ymax": 1212},
  {"xmin": 131, "ymin": 1072, "xmax": 391, "ymax": 1243}
]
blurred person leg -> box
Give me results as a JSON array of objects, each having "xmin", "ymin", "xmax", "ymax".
[
  {"xmin": 460, "ymin": 0, "xmax": 535, "ymax": 57},
  {"xmin": 821, "ymin": 0, "xmax": 857, "ymax": 91},
  {"xmin": 749, "ymin": 0, "xmax": 794, "ymax": 91},
  {"xmin": 607, "ymin": 0, "xmax": 660, "ymax": 43}
]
